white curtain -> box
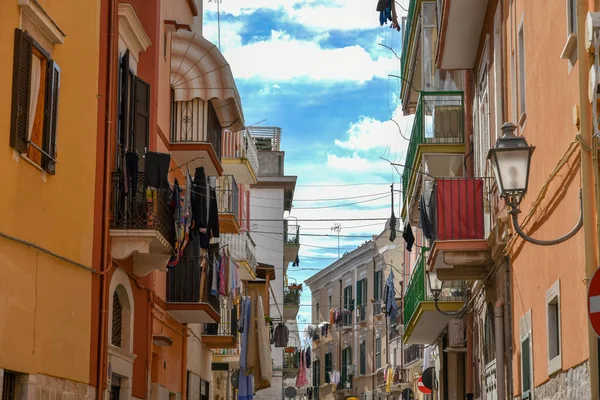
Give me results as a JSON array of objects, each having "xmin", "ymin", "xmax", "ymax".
[{"xmin": 28, "ymin": 55, "xmax": 42, "ymax": 141}]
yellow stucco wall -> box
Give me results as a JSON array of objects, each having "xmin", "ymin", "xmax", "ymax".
[{"xmin": 0, "ymin": 0, "xmax": 99, "ymax": 384}]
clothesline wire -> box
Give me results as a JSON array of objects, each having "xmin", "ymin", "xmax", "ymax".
[{"xmin": 250, "ymin": 191, "xmax": 391, "ymax": 202}]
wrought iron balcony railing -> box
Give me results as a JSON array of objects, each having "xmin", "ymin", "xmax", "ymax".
[
  {"xmin": 283, "ymin": 348, "xmax": 300, "ymax": 369},
  {"xmin": 404, "ymin": 344, "xmax": 423, "ymax": 365},
  {"xmin": 203, "ymin": 297, "xmax": 238, "ymax": 336},
  {"xmin": 220, "ymin": 232, "xmax": 257, "ymax": 272},
  {"xmin": 373, "ymin": 300, "xmax": 383, "ymax": 316},
  {"xmin": 215, "ymin": 175, "xmax": 239, "ymax": 219},
  {"xmin": 166, "ymin": 256, "xmax": 220, "ymax": 312},
  {"xmin": 401, "ymin": 91, "xmax": 465, "ymax": 202},
  {"xmin": 222, "ymin": 129, "xmax": 259, "ymax": 174},
  {"xmin": 284, "ymin": 221, "xmax": 300, "ymax": 244},
  {"xmin": 110, "ymin": 171, "xmax": 175, "ymax": 244},
  {"xmin": 171, "ymin": 98, "xmax": 222, "ymax": 160},
  {"xmin": 356, "ymin": 305, "xmax": 366, "ymax": 323},
  {"xmin": 284, "ymin": 286, "xmax": 302, "ymax": 306}
]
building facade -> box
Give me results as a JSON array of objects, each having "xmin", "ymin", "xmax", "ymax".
[
  {"xmin": 0, "ymin": 0, "xmax": 100, "ymax": 397},
  {"xmin": 398, "ymin": 0, "xmax": 600, "ymax": 399},
  {"xmin": 305, "ymin": 229, "xmax": 404, "ymax": 400}
]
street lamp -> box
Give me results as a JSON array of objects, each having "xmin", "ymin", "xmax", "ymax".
[
  {"xmin": 487, "ymin": 122, "xmax": 583, "ymax": 246},
  {"xmin": 426, "ymin": 270, "xmax": 470, "ymax": 316}
]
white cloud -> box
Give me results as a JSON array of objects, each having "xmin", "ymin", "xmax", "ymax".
[
  {"xmin": 221, "ymin": 31, "xmax": 396, "ymax": 83},
  {"xmin": 258, "ymin": 84, "xmax": 282, "ymax": 95},
  {"xmin": 326, "ymin": 153, "xmax": 389, "ymax": 172}
]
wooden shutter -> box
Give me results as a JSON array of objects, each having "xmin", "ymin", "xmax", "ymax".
[
  {"xmin": 356, "ymin": 280, "xmax": 363, "ymax": 306},
  {"xmin": 521, "ymin": 336, "xmax": 531, "ymax": 396},
  {"xmin": 133, "ymin": 76, "xmax": 150, "ymax": 171},
  {"xmin": 118, "ymin": 51, "xmax": 130, "ymax": 156},
  {"xmin": 325, "ymin": 353, "xmax": 331, "ymax": 383},
  {"xmin": 359, "ymin": 341, "xmax": 366, "ymax": 375},
  {"xmin": 43, "ymin": 60, "xmax": 60, "ymax": 174},
  {"xmin": 9, "ymin": 29, "xmax": 33, "ymax": 153}
]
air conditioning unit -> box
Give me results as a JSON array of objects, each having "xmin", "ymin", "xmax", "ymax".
[
  {"xmin": 347, "ymin": 365, "xmax": 356, "ymax": 376},
  {"xmin": 448, "ymin": 319, "xmax": 465, "ymax": 348}
]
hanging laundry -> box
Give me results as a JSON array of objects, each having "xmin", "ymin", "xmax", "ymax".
[
  {"xmin": 385, "ymin": 271, "xmax": 399, "ymax": 320},
  {"xmin": 239, "ymin": 297, "xmax": 254, "ymax": 400},
  {"xmin": 386, "ymin": 366, "xmax": 393, "ymax": 393},
  {"xmin": 402, "ymin": 222, "xmax": 415, "ymax": 252},
  {"xmin": 256, "ymin": 295, "xmax": 272, "ymax": 387},
  {"xmin": 211, "ymin": 257, "xmax": 219, "ymax": 296},
  {"xmin": 274, "ymin": 323, "xmax": 289, "ymax": 347},
  {"xmin": 124, "ymin": 151, "xmax": 138, "ymax": 194},
  {"xmin": 219, "ymin": 251, "xmax": 227, "ymax": 296},
  {"xmin": 418, "ymin": 195, "xmax": 435, "ymax": 241},
  {"xmin": 305, "ymin": 347, "xmax": 311, "ymax": 365},
  {"xmin": 192, "ymin": 167, "xmax": 208, "ymax": 231},
  {"xmin": 208, "ymin": 184, "xmax": 220, "ymax": 238},
  {"xmin": 292, "ymin": 254, "xmax": 300, "ymax": 267},
  {"xmin": 389, "ymin": 184, "xmax": 397, "ymax": 242},
  {"xmin": 296, "ymin": 349, "xmax": 309, "ymax": 388},
  {"xmin": 144, "ymin": 151, "xmax": 170, "ymax": 188},
  {"xmin": 379, "ymin": 0, "xmax": 392, "ymax": 26}
]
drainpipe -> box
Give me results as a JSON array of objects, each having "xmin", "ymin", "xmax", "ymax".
[
  {"xmin": 494, "ymin": 299, "xmax": 505, "ymax": 400},
  {"xmin": 96, "ymin": 0, "xmax": 117, "ymax": 398},
  {"xmin": 577, "ymin": 1, "xmax": 600, "ymax": 398},
  {"xmin": 182, "ymin": 323, "xmax": 188, "ymax": 400},
  {"xmin": 466, "ymin": 313, "xmax": 473, "ymax": 399},
  {"xmin": 505, "ymin": 259, "xmax": 514, "ymax": 400}
]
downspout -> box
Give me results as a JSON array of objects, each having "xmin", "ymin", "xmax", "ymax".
[
  {"xmin": 466, "ymin": 313, "xmax": 473, "ymax": 399},
  {"xmin": 577, "ymin": 1, "xmax": 600, "ymax": 399},
  {"xmin": 506, "ymin": 259, "xmax": 514, "ymax": 400},
  {"xmin": 182, "ymin": 323, "xmax": 188, "ymax": 400},
  {"xmin": 494, "ymin": 299, "xmax": 505, "ymax": 400},
  {"xmin": 372, "ymin": 261, "xmax": 376, "ymax": 395},
  {"xmin": 96, "ymin": 0, "xmax": 117, "ymax": 398},
  {"xmin": 147, "ymin": 291, "xmax": 154, "ymax": 399}
]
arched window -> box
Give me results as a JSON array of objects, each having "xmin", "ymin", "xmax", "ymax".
[
  {"xmin": 484, "ymin": 302, "xmax": 495, "ymax": 364},
  {"xmin": 112, "ymin": 291, "xmax": 123, "ymax": 347}
]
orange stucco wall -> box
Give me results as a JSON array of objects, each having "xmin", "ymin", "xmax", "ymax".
[
  {"xmin": 0, "ymin": 0, "xmax": 99, "ymax": 384},
  {"xmin": 503, "ymin": 0, "xmax": 587, "ymax": 392}
]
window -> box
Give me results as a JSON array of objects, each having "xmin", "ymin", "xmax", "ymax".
[
  {"xmin": 518, "ymin": 22, "xmax": 527, "ymax": 120},
  {"xmin": 316, "ymin": 303, "xmax": 320, "ymax": 322},
  {"xmin": 117, "ymin": 50, "xmax": 150, "ymax": 171},
  {"xmin": 10, "ymin": 28, "xmax": 60, "ymax": 173},
  {"xmin": 112, "ymin": 291, "xmax": 123, "ymax": 347},
  {"xmin": 313, "ymin": 359, "xmax": 321, "ymax": 387},
  {"xmin": 359, "ymin": 340, "xmax": 366, "ymax": 375},
  {"xmin": 357, "ymin": 279, "xmax": 367, "ymax": 306},
  {"xmin": 325, "ymin": 353, "xmax": 332, "ymax": 383},
  {"xmin": 546, "ymin": 280, "xmax": 561, "ymax": 375},
  {"xmin": 475, "ymin": 39, "xmax": 490, "ymax": 178},
  {"xmin": 341, "ymin": 346, "xmax": 352, "ymax": 384},
  {"xmin": 343, "ymin": 285, "xmax": 353, "ymax": 325},
  {"xmin": 520, "ymin": 310, "xmax": 533, "ymax": 400},
  {"xmin": 328, "ymin": 295, "xmax": 332, "ymax": 310},
  {"xmin": 567, "ymin": 0, "xmax": 577, "ymax": 35},
  {"xmin": 374, "ymin": 270, "xmax": 383, "ymax": 300},
  {"xmin": 375, "ymin": 336, "xmax": 382, "ymax": 370}
]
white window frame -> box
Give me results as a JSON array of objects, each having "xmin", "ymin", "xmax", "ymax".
[
  {"xmin": 475, "ymin": 37, "xmax": 491, "ymax": 178},
  {"xmin": 493, "ymin": 2, "xmax": 503, "ymax": 139},
  {"xmin": 519, "ymin": 310, "xmax": 534, "ymax": 400},
  {"xmin": 546, "ymin": 280, "xmax": 562, "ymax": 375},
  {"xmin": 518, "ymin": 17, "xmax": 527, "ymax": 125}
]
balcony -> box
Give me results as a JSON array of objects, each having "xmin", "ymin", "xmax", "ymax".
[
  {"xmin": 391, "ymin": 367, "xmax": 410, "ymax": 391},
  {"xmin": 169, "ymin": 99, "xmax": 223, "ymax": 176},
  {"xmin": 284, "ymin": 221, "xmax": 300, "ymax": 267},
  {"xmin": 222, "ymin": 130, "xmax": 259, "ymax": 184},
  {"xmin": 202, "ymin": 298, "xmax": 238, "ymax": 349},
  {"xmin": 215, "ymin": 175, "xmax": 240, "ymax": 234},
  {"xmin": 404, "ymin": 344, "xmax": 423, "ymax": 367},
  {"xmin": 436, "ymin": 0, "xmax": 489, "ymax": 70},
  {"xmin": 212, "ymin": 348, "xmax": 240, "ymax": 367},
  {"xmin": 220, "ymin": 232, "xmax": 257, "ymax": 280},
  {"xmin": 335, "ymin": 309, "xmax": 352, "ymax": 332},
  {"xmin": 403, "ymin": 249, "xmax": 466, "ymax": 345},
  {"xmin": 283, "ymin": 347, "xmax": 300, "ymax": 378},
  {"xmin": 110, "ymin": 172, "xmax": 175, "ymax": 276},
  {"xmin": 356, "ymin": 305, "xmax": 367, "ymax": 326},
  {"xmin": 372, "ymin": 300, "xmax": 384, "ymax": 320},
  {"xmin": 427, "ymin": 178, "xmax": 493, "ymax": 281},
  {"xmin": 283, "ymin": 285, "xmax": 301, "ymax": 320},
  {"xmin": 165, "ymin": 256, "xmax": 220, "ymax": 324},
  {"xmin": 401, "ymin": 91, "xmax": 465, "ymax": 216},
  {"xmin": 389, "ymin": 323, "xmax": 404, "ymax": 341}
]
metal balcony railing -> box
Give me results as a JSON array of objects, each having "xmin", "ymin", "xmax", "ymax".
[
  {"xmin": 283, "ymin": 348, "xmax": 300, "ymax": 369},
  {"xmin": 392, "ymin": 367, "xmax": 409, "ymax": 385},
  {"xmin": 429, "ymin": 178, "xmax": 491, "ymax": 241},
  {"xmin": 284, "ymin": 286, "xmax": 301, "ymax": 306},
  {"xmin": 284, "ymin": 221, "xmax": 300, "ymax": 244},
  {"xmin": 404, "ymin": 344, "xmax": 423, "ymax": 365},
  {"xmin": 373, "ymin": 300, "xmax": 383, "ymax": 316},
  {"xmin": 402, "ymin": 91, "xmax": 465, "ymax": 202},
  {"xmin": 403, "ymin": 248, "xmax": 466, "ymax": 326},
  {"xmin": 215, "ymin": 175, "xmax": 239, "ymax": 219},
  {"xmin": 203, "ymin": 297, "xmax": 238, "ymax": 336},
  {"xmin": 400, "ymin": 0, "xmax": 417, "ymax": 76},
  {"xmin": 222, "ymin": 130, "xmax": 259, "ymax": 175},
  {"xmin": 110, "ymin": 172, "xmax": 175, "ymax": 245},
  {"xmin": 171, "ymin": 99, "xmax": 222, "ymax": 160},
  {"xmin": 335, "ymin": 309, "xmax": 353, "ymax": 329},
  {"xmin": 166, "ymin": 256, "xmax": 220, "ymax": 312},
  {"xmin": 356, "ymin": 305, "xmax": 367, "ymax": 323},
  {"xmin": 389, "ymin": 323, "xmax": 404, "ymax": 341},
  {"xmin": 220, "ymin": 232, "xmax": 257, "ymax": 273}
]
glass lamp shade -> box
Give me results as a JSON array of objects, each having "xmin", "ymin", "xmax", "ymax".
[
  {"xmin": 487, "ymin": 123, "xmax": 535, "ymax": 203},
  {"xmin": 427, "ymin": 270, "xmax": 443, "ymax": 298}
]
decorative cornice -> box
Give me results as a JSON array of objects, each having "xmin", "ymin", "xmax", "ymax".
[
  {"xmin": 118, "ymin": 4, "xmax": 151, "ymax": 58},
  {"xmin": 18, "ymin": 0, "xmax": 66, "ymax": 44}
]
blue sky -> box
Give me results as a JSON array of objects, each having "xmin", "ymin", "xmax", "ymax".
[{"xmin": 203, "ymin": 0, "xmax": 411, "ymax": 330}]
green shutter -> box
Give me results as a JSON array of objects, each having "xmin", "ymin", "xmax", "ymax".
[
  {"xmin": 325, "ymin": 353, "xmax": 332, "ymax": 383},
  {"xmin": 360, "ymin": 341, "xmax": 366, "ymax": 375},
  {"xmin": 357, "ymin": 280, "xmax": 362, "ymax": 306},
  {"xmin": 521, "ymin": 337, "xmax": 531, "ymax": 395}
]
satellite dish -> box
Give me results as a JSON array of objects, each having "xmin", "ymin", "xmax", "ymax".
[
  {"xmin": 422, "ymin": 367, "xmax": 435, "ymax": 390},
  {"xmin": 402, "ymin": 388, "xmax": 414, "ymax": 400},
  {"xmin": 231, "ymin": 370, "xmax": 239, "ymax": 389},
  {"xmin": 284, "ymin": 387, "xmax": 297, "ymax": 398}
]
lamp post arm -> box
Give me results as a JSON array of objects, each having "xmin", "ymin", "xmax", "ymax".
[{"xmin": 509, "ymin": 187, "xmax": 584, "ymax": 246}]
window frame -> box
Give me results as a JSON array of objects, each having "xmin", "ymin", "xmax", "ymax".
[
  {"xmin": 546, "ymin": 280, "xmax": 562, "ymax": 375},
  {"xmin": 375, "ymin": 335, "xmax": 382, "ymax": 370},
  {"xmin": 517, "ymin": 18, "xmax": 527, "ymax": 124},
  {"xmin": 359, "ymin": 340, "xmax": 366, "ymax": 375},
  {"xmin": 520, "ymin": 310, "xmax": 534, "ymax": 400},
  {"xmin": 374, "ymin": 270, "xmax": 383, "ymax": 301},
  {"xmin": 325, "ymin": 352, "xmax": 332, "ymax": 383}
]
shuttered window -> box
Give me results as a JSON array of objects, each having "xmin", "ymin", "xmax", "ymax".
[
  {"xmin": 375, "ymin": 336, "xmax": 382, "ymax": 369},
  {"xmin": 359, "ymin": 340, "xmax": 366, "ymax": 375},
  {"xmin": 521, "ymin": 335, "xmax": 532, "ymax": 399},
  {"xmin": 325, "ymin": 353, "xmax": 332, "ymax": 383},
  {"xmin": 341, "ymin": 346, "xmax": 352, "ymax": 384},
  {"xmin": 357, "ymin": 279, "xmax": 367, "ymax": 306},
  {"xmin": 10, "ymin": 28, "xmax": 60, "ymax": 173},
  {"xmin": 313, "ymin": 359, "xmax": 321, "ymax": 387},
  {"xmin": 117, "ymin": 50, "xmax": 149, "ymax": 172},
  {"xmin": 374, "ymin": 271, "xmax": 383, "ymax": 300}
]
